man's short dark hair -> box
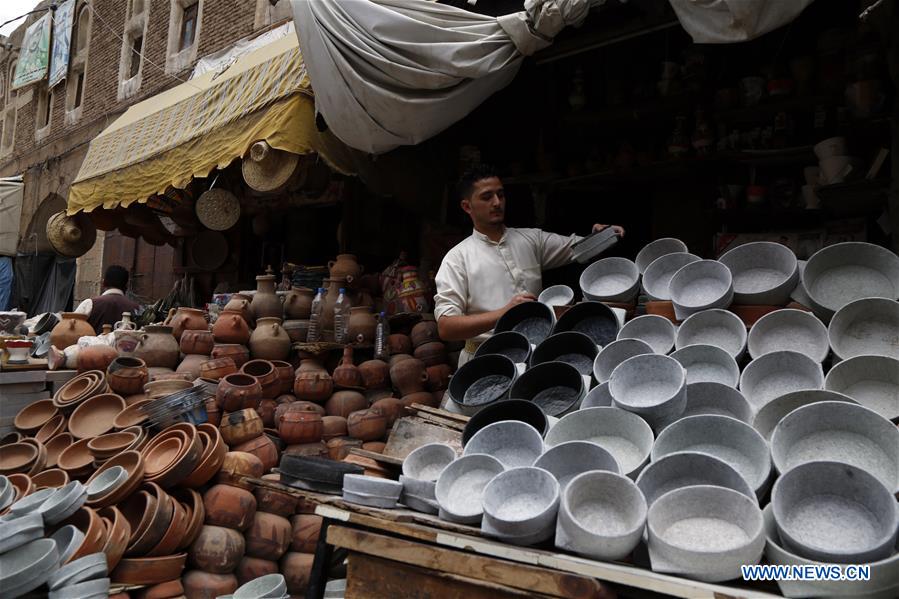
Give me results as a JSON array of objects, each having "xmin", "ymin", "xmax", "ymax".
[
  {"xmin": 457, "ymin": 163, "xmax": 500, "ymax": 201},
  {"xmin": 104, "ymin": 265, "xmax": 129, "ymax": 291}
]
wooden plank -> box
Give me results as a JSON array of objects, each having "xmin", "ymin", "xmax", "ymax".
[
  {"xmin": 412, "ymin": 411, "xmax": 467, "ymax": 431},
  {"xmin": 383, "ymin": 416, "xmax": 462, "ymax": 460},
  {"xmin": 328, "ymin": 525, "xmax": 612, "ymax": 599},
  {"xmin": 408, "ymin": 403, "xmax": 470, "ymax": 423},
  {"xmin": 348, "ymin": 448, "xmax": 402, "ymax": 467}
]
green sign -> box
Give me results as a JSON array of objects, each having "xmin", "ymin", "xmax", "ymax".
[{"xmin": 13, "ymin": 13, "xmax": 51, "ymax": 90}]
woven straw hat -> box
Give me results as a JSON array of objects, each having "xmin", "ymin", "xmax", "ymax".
[
  {"xmin": 241, "ymin": 140, "xmax": 299, "ymax": 193},
  {"xmin": 46, "ymin": 211, "xmax": 97, "ymax": 258},
  {"xmin": 196, "ymin": 188, "xmax": 241, "ymax": 231}
]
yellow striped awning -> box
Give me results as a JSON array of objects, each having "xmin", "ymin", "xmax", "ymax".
[{"xmin": 67, "ymin": 31, "xmax": 356, "ymax": 214}]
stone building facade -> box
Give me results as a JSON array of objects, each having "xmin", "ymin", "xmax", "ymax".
[{"xmin": 0, "ymin": 0, "xmax": 293, "ymax": 304}]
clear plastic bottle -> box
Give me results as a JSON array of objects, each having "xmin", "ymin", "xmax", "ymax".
[
  {"xmin": 374, "ymin": 311, "xmax": 389, "ymax": 361},
  {"xmin": 334, "ymin": 288, "xmax": 349, "ymax": 344},
  {"xmin": 306, "ymin": 288, "xmax": 324, "ymax": 343}
]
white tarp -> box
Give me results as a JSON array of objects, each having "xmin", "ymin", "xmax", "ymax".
[
  {"xmin": 669, "ymin": 0, "xmax": 815, "ymax": 44},
  {"xmin": 0, "ymin": 176, "xmax": 24, "ymax": 257}
]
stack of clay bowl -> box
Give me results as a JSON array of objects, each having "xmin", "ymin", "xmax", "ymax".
[
  {"xmin": 86, "ymin": 426, "xmax": 148, "ymax": 468},
  {"xmin": 52, "ymin": 370, "xmax": 110, "ymax": 412},
  {"xmin": 139, "ymin": 423, "xmax": 205, "ymax": 489}
]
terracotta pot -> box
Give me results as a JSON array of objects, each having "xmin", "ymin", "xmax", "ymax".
[
  {"xmin": 188, "ymin": 524, "xmax": 245, "ymax": 573},
  {"xmin": 176, "ymin": 354, "xmax": 208, "ymax": 380},
  {"xmin": 347, "ymin": 408, "xmax": 387, "ymax": 442},
  {"xmin": 332, "ymin": 346, "xmax": 363, "ymax": 390},
  {"xmin": 219, "ymin": 409, "xmax": 264, "ymax": 446},
  {"xmin": 283, "ymin": 287, "xmax": 314, "ymax": 320},
  {"xmin": 211, "ymin": 343, "xmax": 249, "ymax": 368},
  {"xmin": 224, "ymin": 293, "xmax": 254, "ymax": 325},
  {"xmin": 241, "ymin": 360, "xmax": 280, "ymax": 400},
  {"xmin": 134, "ymin": 326, "xmax": 180, "ymax": 369},
  {"xmin": 358, "ymin": 359, "xmax": 389, "ymax": 390},
  {"xmin": 169, "ymin": 307, "xmax": 207, "ymax": 341},
  {"xmin": 414, "ymin": 341, "xmax": 447, "ymax": 367},
  {"xmin": 389, "ymin": 353, "xmax": 414, "ymax": 368},
  {"xmin": 278, "ymin": 410, "xmax": 323, "ymax": 445},
  {"xmin": 107, "ymin": 357, "xmax": 149, "ymax": 396},
  {"xmin": 426, "ymin": 364, "xmax": 452, "ymax": 391},
  {"xmin": 362, "ymin": 441, "xmax": 386, "ymax": 453},
  {"xmin": 233, "ymin": 434, "xmax": 279, "ymax": 472},
  {"xmin": 321, "ymin": 416, "xmax": 348, "ymax": 441},
  {"xmin": 285, "ymin": 441, "xmax": 329, "ymax": 458},
  {"xmin": 328, "ymin": 254, "xmax": 363, "ymax": 287},
  {"xmin": 389, "ymin": 358, "xmax": 428, "ymax": 396},
  {"xmin": 203, "ymin": 484, "xmax": 257, "ymax": 531},
  {"xmin": 199, "ymin": 357, "xmax": 237, "ymax": 381},
  {"xmin": 216, "ymin": 374, "xmax": 262, "ymax": 412},
  {"xmin": 51, "ymin": 312, "xmax": 95, "ymax": 350},
  {"xmin": 290, "ymin": 515, "xmax": 322, "ymax": 553},
  {"xmin": 236, "ymin": 556, "xmax": 279, "ymax": 586},
  {"xmin": 212, "ymin": 310, "xmax": 251, "ymax": 345},
  {"xmin": 182, "ymin": 570, "xmax": 238, "ymax": 599},
  {"xmin": 293, "ymin": 361, "xmax": 333, "ymax": 403},
  {"xmin": 371, "ymin": 397, "xmax": 403, "ymax": 427},
  {"xmin": 253, "ymin": 486, "xmax": 297, "ymax": 518},
  {"xmin": 269, "ymin": 360, "xmax": 295, "ymax": 396},
  {"xmin": 324, "ymin": 390, "xmax": 367, "ymax": 418},
  {"xmin": 78, "ymin": 344, "xmax": 118, "ymax": 373},
  {"xmin": 244, "ymin": 511, "xmax": 291, "ymax": 561},
  {"xmin": 205, "ymin": 398, "xmax": 222, "ymax": 427},
  {"xmin": 346, "ymin": 307, "xmax": 377, "ymax": 345},
  {"xmin": 217, "ymin": 451, "xmax": 264, "ymax": 490},
  {"xmin": 410, "ymin": 320, "xmax": 439, "ymax": 348},
  {"xmin": 180, "ymin": 329, "xmax": 214, "ymax": 355},
  {"xmin": 99, "ymin": 505, "xmax": 131, "ymax": 571},
  {"xmin": 326, "ymin": 437, "xmax": 362, "ymax": 461},
  {"xmin": 134, "ymin": 579, "xmax": 184, "ymax": 599},
  {"xmin": 249, "ymin": 318, "xmax": 290, "ymax": 361},
  {"xmin": 250, "ymin": 274, "xmax": 283, "ymax": 321},
  {"xmin": 282, "ymin": 320, "xmax": 310, "ymax": 343},
  {"xmin": 257, "ymin": 399, "xmax": 277, "ymax": 428},
  {"xmin": 401, "ymin": 391, "xmax": 438, "ymax": 409},
  {"xmin": 281, "ymin": 552, "xmax": 314, "ymax": 594},
  {"xmin": 387, "ymin": 334, "xmax": 412, "ymax": 355}
]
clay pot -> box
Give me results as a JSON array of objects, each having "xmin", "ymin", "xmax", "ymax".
[
  {"xmin": 347, "ymin": 408, "xmax": 387, "ymax": 441},
  {"xmin": 332, "ymin": 346, "xmax": 363, "ymax": 389},
  {"xmin": 250, "ymin": 274, "xmax": 283, "ymax": 321},
  {"xmin": 285, "ymin": 442, "xmax": 329, "ymax": 458},
  {"xmin": 328, "ymin": 254, "xmax": 363, "ymax": 287},
  {"xmin": 282, "ymin": 320, "xmax": 310, "ymax": 343},
  {"xmin": 50, "ymin": 312, "xmax": 95, "ymax": 350},
  {"xmin": 249, "ymin": 318, "xmax": 290, "ymax": 361},
  {"xmin": 387, "ymin": 334, "xmax": 412, "ymax": 355},
  {"xmin": 389, "ymin": 358, "xmax": 428, "ymax": 396},
  {"xmin": 362, "ymin": 441, "xmax": 386, "ymax": 453},
  {"xmin": 346, "ymin": 307, "xmax": 377, "ymax": 345},
  {"xmin": 219, "ymin": 409, "xmax": 264, "ymax": 447},
  {"xmin": 199, "ymin": 357, "xmax": 237, "ymax": 381},
  {"xmin": 293, "ymin": 360, "xmax": 333, "ymax": 403},
  {"xmin": 241, "ymin": 360, "xmax": 280, "ymax": 400},
  {"xmin": 257, "ymin": 399, "xmax": 277, "ymax": 428},
  {"xmin": 180, "ymin": 329, "xmax": 214, "ymax": 355},
  {"xmin": 236, "ymin": 556, "xmax": 279, "ymax": 586},
  {"xmin": 318, "ymin": 280, "xmax": 342, "ymax": 334},
  {"xmin": 212, "ymin": 310, "xmax": 251, "ymax": 345},
  {"xmin": 134, "ymin": 326, "xmax": 180, "ymax": 369},
  {"xmin": 211, "ymin": 343, "xmax": 249, "ymax": 368},
  {"xmin": 216, "ymin": 373, "xmax": 261, "ymax": 412},
  {"xmin": 182, "ymin": 570, "xmax": 238, "ymax": 599},
  {"xmin": 401, "ymin": 391, "xmax": 438, "ymax": 409},
  {"xmin": 107, "ymin": 357, "xmax": 149, "ymax": 396},
  {"xmin": 269, "ymin": 360, "xmax": 295, "ymax": 397},
  {"xmin": 188, "ymin": 524, "xmax": 245, "ymax": 573},
  {"xmin": 254, "ymin": 485, "xmax": 298, "ymax": 518},
  {"xmin": 371, "ymin": 397, "xmax": 403, "ymax": 427},
  {"xmin": 278, "ymin": 410, "xmax": 323, "ymax": 445},
  {"xmin": 426, "ymin": 364, "xmax": 452, "ymax": 391},
  {"xmin": 410, "ymin": 321, "xmax": 439, "ymax": 348},
  {"xmin": 321, "ymin": 416, "xmax": 348, "ymax": 441},
  {"xmin": 233, "ymin": 434, "xmax": 279, "ymax": 472},
  {"xmin": 326, "ymin": 437, "xmax": 363, "ymax": 461},
  {"xmin": 290, "ymin": 515, "xmax": 322, "ymax": 553},
  {"xmin": 205, "ymin": 398, "xmax": 222, "ymax": 427},
  {"xmin": 281, "ymin": 552, "xmax": 314, "ymax": 594},
  {"xmin": 224, "ymin": 293, "xmax": 253, "ymax": 325},
  {"xmin": 389, "ymin": 353, "xmax": 414, "ymax": 368},
  {"xmin": 203, "ymin": 484, "xmax": 257, "ymax": 531},
  {"xmin": 284, "ymin": 287, "xmax": 314, "ymax": 320},
  {"xmin": 244, "ymin": 511, "xmax": 291, "ymax": 561},
  {"xmin": 78, "ymin": 344, "xmax": 119, "ymax": 373},
  {"xmin": 414, "ymin": 341, "xmax": 447, "ymax": 367},
  {"xmin": 217, "ymin": 451, "xmax": 264, "ymax": 490},
  {"xmin": 358, "ymin": 359, "xmax": 389, "ymax": 390},
  {"xmin": 169, "ymin": 307, "xmax": 207, "ymax": 341},
  {"xmin": 325, "ymin": 390, "xmax": 367, "ymax": 418},
  {"xmin": 176, "ymin": 354, "xmax": 208, "ymax": 380}
]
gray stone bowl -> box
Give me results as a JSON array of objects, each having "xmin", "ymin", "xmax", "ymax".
[
  {"xmin": 48, "ymin": 577, "xmax": 110, "ymax": 599},
  {"xmin": 581, "ymin": 381, "xmax": 613, "ymax": 408},
  {"xmin": 463, "ymin": 421, "xmax": 544, "ymax": 469},
  {"xmin": 342, "ymin": 489, "xmax": 399, "ymax": 509},
  {"xmin": 739, "ymin": 350, "xmax": 824, "ymax": 411},
  {"xmin": 538, "ymin": 285, "xmax": 574, "ymax": 307},
  {"xmin": 592, "ymin": 338, "xmax": 654, "ymax": 384},
  {"xmin": 828, "ymin": 297, "xmax": 899, "ymax": 360},
  {"xmin": 47, "ymin": 553, "xmax": 108, "ymax": 591},
  {"xmin": 400, "ymin": 475, "xmax": 436, "ymax": 500},
  {"xmin": 494, "ymin": 301, "xmax": 556, "ymax": 346},
  {"xmin": 8, "ymin": 487, "xmax": 55, "ymax": 519},
  {"xmin": 803, "ymin": 241, "xmax": 899, "ymax": 320},
  {"xmin": 552, "ymin": 300, "xmax": 621, "ymax": 347},
  {"xmin": 0, "ymin": 511, "xmax": 43, "ymax": 554},
  {"xmin": 824, "ymin": 355, "xmax": 899, "ymax": 421},
  {"xmin": 0, "ymin": 538, "xmax": 59, "ymax": 597},
  {"xmin": 770, "ymin": 400, "xmax": 899, "ymax": 493},
  {"xmin": 86, "ymin": 466, "xmax": 127, "ymax": 500},
  {"xmin": 675, "ymin": 309, "xmax": 746, "ymax": 360},
  {"xmin": 657, "ymin": 382, "xmax": 753, "ymax": 428},
  {"xmin": 747, "ymin": 308, "xmax": 829, "ymax": 362},
  {"xmin": 751, "ymin": 389, "xmax": 857, "ymax": 441},
  {"xmin": 401, "ymin": 492, "xmax": 439, "ymax": 515},
  {"xmin": 474, "ymin": 331, "xmax": 532, "ymax": 365},
  {"xmin": 652, "ymin": 414, "xmax": 772, "ymax": 498},
  {"xmin": 556, "ymin": 470, "xmax": 647, "ymax": 561},
  {"xmin": 234, "ymin": 573, "xmax": 287, "ymax": 599},
  {"xmin": 530, "ymin": 331, "xmax": 598, "ymax": 376},
  {"xmin": 608, "ymin": 354, "xmax": 687, "ymax": 430},
  {"xmin": 636, "ymin": 238, "xmax": 689, "ymax": 274},
  {"xmin": 435, "ymin": 453, "xmax": 505, "ymax": 524},
  {"xmin": 771, "ymin": 461, "xmax": 899, "ymax": 564},
  {"xmin": 545, "ymin": 407, "xmax": 654, "ymax": 479},
  {"xmin": 669, "ymin": 344, "xmax": 740, "ymax": 388},
  {"xmin": 790, "ymin": 259, "xmax": 813, "ymax": 306},
  {"xmin": 718, "ymin": 241, "xmax": 799, "ymax": 305},
  {"xmin": 402, "ymin": 443, "xmax": 456, "ymax": 482},
  {"xmin": 669, "ymin": 260, "xmax": 734, "ymax": 320},
  {"xmin": 509, "ymin": 361, "xmax": 585, "ymax": 417},
  {"xmin": 580, "ymin": 257, "xmax": 640, "ymax": 303},
  {"xmin": 533, "ymin": 441, "xmax": 620, "ymax": 490},
  {"xmin": 481, "ymin": 467, "xmax": 559, "ymax": 545},
  {"xmin": 617, "ymin": 315, "xmax": 676, "ymax": 355},
  {"xmin": 343, "ymin": 474, "xmax": 402, "ymax": 500},
  {"xmin": 448, "ymin": 353, "xmax": 518, "ymax": 416},
  {"xmin": 647, "ymin": 485, "xmax": 764, "ymax": 582},
  {"xmin": 51, "ymin": 524, "xmax": 86, "ymax": 565},
  {"xmin": 635, "ymin": 452, "xmax": 756, "ymax": 508},
  {"xmin": 641, "ymin": 252, "xmax": 701, "ymax": 301},
  {"xmin": 41, "ymin": 480, "xmax": 86, "ymax": 525}
]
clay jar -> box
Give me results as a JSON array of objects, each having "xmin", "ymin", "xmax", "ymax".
[
  {"xmin": 358, "ymin": 360, "xmax": 389, "ymax": 390},
  {"xmin": 332, "ymin": 346, "xmax": 363, "ymax": 390},
  {"xmin": 387, "ymin": 334, "xmax": 412, "ymax": 355},
  {"xmin": 281, "ymin": 552, "xmax": 314, "ymax": 595},
  {"xmin": 426, "ymin": 364, "xmax": 452, "ymax": 391},
  {"xmin": 251, "ymin": 274, "xmax": 283, "ymax": 321},
  {"xmin": 346, "ymin": 307, "xmax": 377, "ymax": 345},
  {"xmin": 283, "ymin": 287, "xmax": 314, "ymax": 320},
  {"xmin": 77, "ymin": 344, "xmax": 118, "ymax": 373},
  {"xmin": 240, "ymin": 360, "xmax": 280, "ymax": 400},
  {"xmin": 326, "ymin": 437, "xmax": 362, "ymax": 461},
  {"xmin": 321, "ymin": 416, "xmax": 347, "ymax": 441},
  {"xmin": 318, "ymin": 280, "xmax": 342, "ymax": 334},
  {"xmin": 401, "ymin": 391, "xmax": 438, "ymax": 409},
  {"xmin": 269, "ymin": 360, "xmax": 295, "ymax": 396},
  {"xmin": 290, "ymin": 515, "xmax": 322, "ymax": 553},
  {"xmin": 347, "ymin": 408, "xmax": 387, "ymax": 441},
  {"xmin": 212, "ymin": 344, "xmax": 250, "ymax": 368},
  {"xmin": 389, "ymin": 358, "xmax": 429, "ymax": 396},
  {"xmin": 133, "ymin": 325, "xmax": 180, "ymax": 369},
  {"xmin": 257, "ymin": 399, "xmax": 277, "ymax": 428},
  {"xmin": 217, "ymin": 451, "xmax": 264, "ymax": 490},
  {"xmin": 278, "ymin": 410, "xmax": 323, "ymax": 445},
  {"xmin": 371, "ymin": 397, "xmax": 403, "ymax": 427},
  {"xmin": 249, "ymin": 318, "xmax": 290, "ymax": 361},
  {"xmin": 107, "ymin": 357, "xmax": 149, "ymax": 396},
  {"xmin": 183, "ymin": 571, "xmax": 239, "ymax": 599},
  {"xmin": 328, "ymin": 254, "xmax": 363, "ymax": 287},
  {"xmin": 51, "ymin": 312, "xmax": 96, "ymax": 350},
  {"xmin": 199, "ymin": 357, "xmax": 238, "ymax": 381},
  {"xmin": 414, "ymin": 341, "xmax": 447, "ymax": 367},
  {"xmin": 180, "ymin": 329, "xmax": 214, "ymax": 355},
  {"xmin": 245, "ymin": 512, "xmax": 292, "ymax": 561},
  {"xmin": 189, "ymin": 524, "xmax": 246, "ymax": 573},
  {"xmin": 212, "ymin": 310, "xmax": 251, "ymax": 345},
  {"xmin": 217, "ymin": 374, "xmax": 262, "ymax": 412},
  {"xmin": 410, "ymin": 320, "xmax": 439, "ymax": 348},
  {"xmin": 176, "ymin": 354, "xmax": 208, "ymax": 380},
  {"xmin": 224, "ymin": 293, "xmax": 254, "ymax": 326},
  {"xmin": 233, "ymin": 435, "xmax": 279, "ymax": 472},
  {"xmin": 169, "ymin": 307, "xmax": 207, "ymax": 341},
  {"xmin": 293, "ymin": 360, "xmax": 333, "ymax": 403},
  {"xmin": 204, "ymin": 484, "xmax": 257, "ymax": 530},
  {"xmin": 236, "ymin": 557, "xmax": 279, "ymax": 585},
  {"xmin": 220, "ymin": 408, "xmax": 264, "ymax": 447},
  {"xmin": 325, "ymin": 391, "xmax": 367, "ymax": 418}
]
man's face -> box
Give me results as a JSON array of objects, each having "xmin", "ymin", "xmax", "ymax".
[{"xmin": 461, "ymin": 176, "xmax": 505, "ymax": 228}]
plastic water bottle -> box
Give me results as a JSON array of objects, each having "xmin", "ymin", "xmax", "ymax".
[
  {"xmin": 306, "ymin": 288, "xmax": 324, "ymax": 342},
  {"xmin": 334, "ymin": 288, "xmax": 349, "ymax": 344},
  {"xmin": 374, "ymin": 312, "xmax": 389, "ymax": 361}
]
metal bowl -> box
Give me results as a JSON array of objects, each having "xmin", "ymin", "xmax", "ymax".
[
  {"xmin": 669, "ymin": 260, "xmax": 734, "ymax": 320},
  {"xmin": 447, "ymin": 354, "xmax": 517, "ymax": 416},
  {"xmin": 824, "ymin": 355, "xmax": 899, "ymax": 421},
  {"xmin": 751, "ymin": 389, "xmax": 857, "ymax": 441},
  {"xmin": 636, "ymin": 238, "xmax": 689, "ymax": 274},
  {"xmin": 530, "ymin": 331, "xmax": 598, "ymax": 376},
  {"xmin": 592, "ymin": 338, "xmax": 654, "ymax": 384},
  {"xmin": 739, "ymin": 350, "xmax": 824, "ymax": 411},
  {"xmin": 617, "ymin": 315, "xmax": 676, "ymax": 355},
  {"xmin": 608, "ymin": 354, "xmax": 687, "ymax": 431},
  {"xmin": 533, "ymin": 441, "xmax": 620, "ymax": 490},
  {"xmin": 669, "ymin": 344, "xmax": 740, "ymax": 387},
  {"xmin": 579, "ymin": 257, "xmax": 640, "ymax": 303},
  {"xmin": 828, "ymin": 297, "xmax": 899, "ymax": 360},
  {"xmin": 494, "ymin": 301, "xmax": 555, "ymax": 346},
  {"xmin": 718, "ymin": 241, "xmax": 799, "ymax": 305},
  {"xmin": 474, "ymin": 331, "xmax": 531, "ymax": 365},
  {"xmin": 675, "ymin": 309, "xmax": 746, "ymax": 359},
  {"xmin": 481, "ymin": 467, "xmax": 559, "ymax": 545},
  {"xmin": 747, "ymin": 308, "xmax": 829, "ymax": 362},
  {"xmin": 509, "ymin": 361, "xmax": 585, "ymax": 417},
  {"xmin": 538, "ymin": 285, "xmax": 574, "ymax": 307},
  {"xmin": 635, "ymin": 452, "xmax": 756, "ymax": 508},
  {"xmin": 435, "ymin": 454, "xmax": 505, "ymax": 524},
  {"xmin": 553, "ymin": 301, "xmax": 620, "ymax": 347},
  {"xmin": 463, "ymin": 421, "xmax": 545, "ymax": 469},
  {"xmin": 641, "ymin": 252, "xmax": 701, "ymax": 301}
]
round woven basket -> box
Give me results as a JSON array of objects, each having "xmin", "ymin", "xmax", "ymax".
[
  {"xmin": 195, "ymin": 188, "xmax": 240, "ymax": 231},
  {"xmin": 241, "ymin": 141, "xmax": 300, "ymax": 193},
  {"xmin": 46, "ymin": 211, "xmax": 97, "ymax": 258}
]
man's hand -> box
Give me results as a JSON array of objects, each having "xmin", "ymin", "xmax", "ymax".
[
  {"xmin": 593, "ymin": 223, "xmax": 626, "ymax": 237},
  {"xmin": 503, "ymin": 293, "xmax": 537, "ymax": 312}
]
